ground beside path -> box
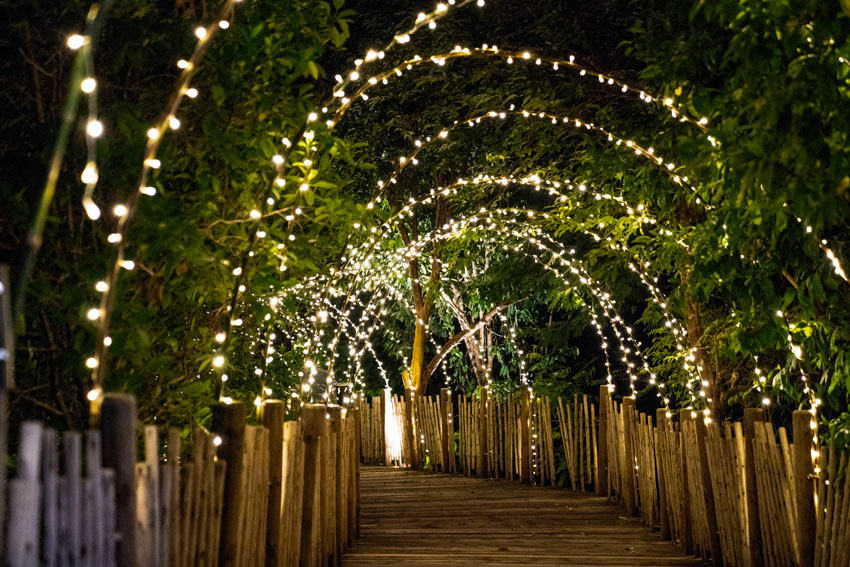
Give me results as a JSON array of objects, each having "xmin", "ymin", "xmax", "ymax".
[{"xmin": 342, "ymin": 467, "xmax": 707, "ymax": 566}]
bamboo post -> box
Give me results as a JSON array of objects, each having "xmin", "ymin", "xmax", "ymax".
[
  {"xmin": 598, "ymin": 386, "xmax": 609, "ymax": 496},
  {"xmin": 100, "ymin": 394, "xmax": 137, "ymax": 567},
  {"xmin": 793, "ymin": 410, "xmax": 816, "ymax": 567},
  {"xmin": 350, "ymin": 407, "xmax": 361, "ymax": 541},
  {"xmin": 7, "ymin": 422, "xmax": 42, "ymax": 567},
  {"xmin": 404, "ymin": 388, "xmax": 419, "ymax": 469},
  {"xmin": 519, "ymin": 388, "xmax": 531, "ymax": 484},
  {"xmin": 621, "ymin": 397, "xmax": 637, "ymax": 515},
  {"xmin": 381, "ymin": 391, "xmax": 390, "ymax": 467},
  {"xmin": 440, "ymin": 388, "xmax": 451, "ymax": 473},
  {"xmin": 0, "ymin": 265, "xmax": 13, "ymax": 561},
  {"xmin": 695, "ymin": 416, "xmax": 723, "ymax": 566},
  {"xmin": 328, "ymin": 406, "xmax": 344, "ymax": 566},
  {"xmin": 260, "ymin": 400, "xmax": 284, "ymax": 567},
  {"xmin": 211, "ymin": 401, "xmax": 246, "ymax": 567},
  {"xmin": 743, "ymin": 408, "xmax": 764, "ymax": 567},
  {"xmin": 679, "ymin": 410, "xmax": 695, "ymax": 554},
  {"xmin": 656, "ymin": 408, "xmax": 671, "ymax": 539},
  {"xmin": 478, "ymin": 386, "xmax": 489, "ymax": 479},
  {"xmin": 299, "ymin": 405, "xmax": 325, "ymax": 566},
  {"xmin": 166, "ymin": 428, "xmax": 180, "ymax": 567}
]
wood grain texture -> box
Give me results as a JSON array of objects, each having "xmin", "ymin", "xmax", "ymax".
[{"xmin": 343, "ymin": 467, "xmax": 707, "ymax": 566}]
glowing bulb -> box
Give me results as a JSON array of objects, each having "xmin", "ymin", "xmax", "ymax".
[
  {"xmin": 107, "ymin": 233, "xmax": 122, "ymax": 243},
  {"xmin": 87, "ymin": 388, "xmax": 101, "ymax": 401},
  {"xmin": 147, "ymin": 128, "xmax": 160, "ymax": 140},
  {"xmin": 249, "ymin": 209, "xmax": 261, "ymax": 219},
  {"xmin": 86, "ymin": 308, "xmax": 101, "ymax": 320},
  {"xmin": 120, "ymin": 260, "xmax": 135, "ymax": 270},
  {"xmin": 81, "ymin": 162, "xmax": 99, "ymax": 185},
  {"xmin": 213, "ymin": 436, "xmax": 222, "ymax": 446},
  {"xmin": 86, "ymin": 357, "xmax": 98, "ymax": 369},
  {"xmin": 103, "ymin": 336, "xmax": 112, "ymax": 346},
  {"xmin": 177, "ymin": 59, "xmax": 192, "ymax": 70},
  {"xmin": 82, "ymin": 198, "xmax": 101, "ymax": 220},
  {"xmin": 86, "ymin": 120, "xmax": 103, "ymax": 138},
  {"xmin": 185, "ymin": 88, "xmax": 199, "ymax": 98},
  {"xmin": 95, "ymin": 281, "xmax": 108, "ymax": 292},
  {"xmin": 215, "ymin": 332, "xmax": 226, "ymax": 342},
  {"xmin": 140, "ymin": 186, "xmax": 156, "ymax": 196},
  {"xmin": 219, "ymin": 20, "xmax": 229, "ymax": 29},
  {"xmin": 195, "ymin": 27, "xmax": 207, "ymax": 40},
  {"xmin": 213, "ymin": 355, "xmax": 225, "ymax": 368},
  {"xmin": 168, "ymin": 116, "xmax": 180, "ymax": 130},
  {"xmin": 80, "ymin": 77, "xmax": 96, "ymax": 93},
  {"xmin": 113, "ymin": 204, "xmax": 127, "ymax": 217},
  {"xmin": 272, "ymin": 154, "xmax": 284, "ymax": 165},
  {"xmin": 67, "ymin": 34, "xmax": 85, "ymax": 50}
]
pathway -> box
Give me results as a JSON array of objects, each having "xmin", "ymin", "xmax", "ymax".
[{"xmin": 343, "ymin": 467, "xmax": 706, "ymax": 566}]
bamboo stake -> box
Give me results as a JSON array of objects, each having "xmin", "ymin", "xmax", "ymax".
[{"xmin": 100, "ymin": 395, "xmax": 137, "ymax": 567}]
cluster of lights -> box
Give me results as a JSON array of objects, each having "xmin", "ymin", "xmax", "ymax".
[
  {"xmin": 78, "ymin": 1, "xmax": 241, "ymax": 404},
  {"xmin": 66, "ymin": 0, "xmax": 847, "ymax": 446}
]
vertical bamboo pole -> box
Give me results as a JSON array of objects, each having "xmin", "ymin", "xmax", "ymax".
[
  {"xmin": 621, "ymin": 397, "xmax": 637, "ymax": 515},
  {"xmin": 440, "ymin": 389, "xmax": 451, "ymax": 473},
  {"xmin": 7, "ymin": 422, "xmax": 42, "ymax": 567},
  {"xmin": 166, "ymin": 428, "xmax": 181, "ymax": 567},
  {"xmin": 260, "ymin": 400, "xmax": 284, "ymax": 567},
  {"xmin": 326, "ymin": 406, "xmax": 343, "ymax": 567},
  {"xmin": 298, "ymin": 405, "xmax": 325, "ymax": 566},
  {"xmin": 100, "ymin": 394, "xmax": 137, "ymax": 567},
  {"xmin": 0, "ymin": 264, "xmax": 12, "ymax": 561},
  {"xmin": 744, "ymin": 408, "xmax": 764, "ymax": 567},
  {"xmin": 350, "ymin": 407, "xmax": 361, "ymax": 540},
  {"xmin": 695, "ymin": 416, "xmax": 723, "ymax": 566},
  {"xmin": 64, "ymin": 432, "xmax": 83, "ymax": 566},
  {"xmin": 42, "ymin": 430, "xmax": 58, "ymax": 567},
  {"xmin": 478, "ymin": 387, "xmax": 489, "ymax": 479},
  {"xmin": 382, "ymin": 391, "xmax": 391, "ymax": 467},
  {"xmin": 211, "ymin": 401, "xmax": 246, "ymax": 567},
  {"xmin": 793, "ymin": 410, "xmax": 816, "ymax": 567},
  {"xmin": 404, "ymin": 388, "xmax": 419, "ymax": 469},
  {"xmin": 520, "ymin": 389, "xmax": 531, "ymax": 484},
  {"xmin": 656, "ymin": 408, "xmax": 671, "ymax": 539},
  {"xmin": 679, "ymin": 410, "xmax": 695, "ymax": 555}
]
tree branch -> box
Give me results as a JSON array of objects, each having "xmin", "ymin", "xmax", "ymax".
[{"xmin": 421, "ymin": 302, "xmax": 512, "ymax": 388}]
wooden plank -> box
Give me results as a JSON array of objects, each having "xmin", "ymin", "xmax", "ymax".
[{"xmin": 343, "ymin": 467, "xmax": 706, "ymax": 566}]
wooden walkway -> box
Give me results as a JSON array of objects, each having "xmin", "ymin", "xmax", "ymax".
[{"xmin": 343, "ymin": 467, "xmax": 707, "ymax": 566}]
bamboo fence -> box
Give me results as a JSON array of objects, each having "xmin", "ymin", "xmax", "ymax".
[
  {"xmin": 358, "ymin": 384, "xmax": 839, "ymax": 567},
  {"xmin": 4, "ymin": 397, "xmax": 360, "ymax": 567}
]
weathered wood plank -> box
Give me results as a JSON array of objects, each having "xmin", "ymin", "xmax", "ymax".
[{"xmin": 343, "ymin": 467, "xmax": 706, "ymax": 566}]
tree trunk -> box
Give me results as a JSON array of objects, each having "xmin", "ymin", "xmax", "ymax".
[
  {"xmin": 681, "ymin": 272, "xmax": 719, "ymax": 419},
  {"xmin": 408, "ymin": 315, "xmax": 428, "ymax": 391}
]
